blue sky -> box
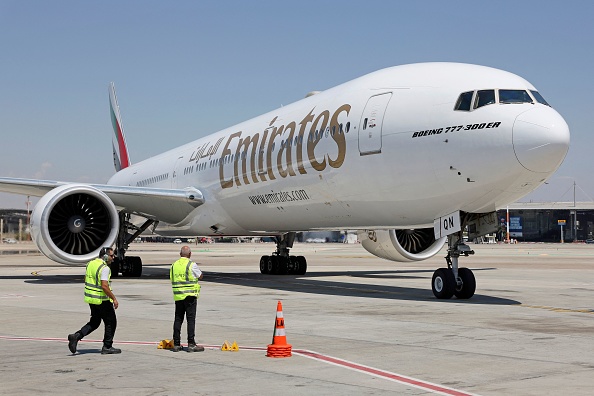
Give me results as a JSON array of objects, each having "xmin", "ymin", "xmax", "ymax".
[{"xmin": 1, "ymin": 1, "xmax": 593, "ymax": 208}]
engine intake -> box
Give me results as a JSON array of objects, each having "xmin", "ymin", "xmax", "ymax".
[
  {"xmin": 358, "ymin": 228, "xmax": 446, "ymax": 262},
  {"xmin": 31, "ymin": 184, "xmax": 119, "ymax": 264}
]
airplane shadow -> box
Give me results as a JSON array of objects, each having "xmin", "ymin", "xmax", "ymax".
[
  {"xmin": 139, "ymin": 265, "xmax": 518, "ymax": 305},
  {"xmin": 200, "ymin": 268, "xmax": 519, "ymax": 305},
  {"xmin": 15, "ymin": 265, "xmax": 518, "ymax": 305},
  {"xmin": 7, "ymin": 274, "xmax": 83, "ymax": 284}
]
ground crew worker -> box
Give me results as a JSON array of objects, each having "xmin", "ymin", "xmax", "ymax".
[
  {"xmin": 170, "ymin": 245, "xmax": 204, "ymax": 352},
  {"xmin": 68, "ymin": 247, "xmax": 121, "ymax": 355}
]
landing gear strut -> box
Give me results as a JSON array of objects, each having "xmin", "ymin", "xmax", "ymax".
[
  {"xmin": 431, "ymin": 230, "xmax": 476, "ymax": 299},
  {"xmin": 259, "ymin": 232, "xmax": 307, "ymax": 275},
  {"xmin": 110, "ymin": 212, "xmax": 156, "ymax": 277}
]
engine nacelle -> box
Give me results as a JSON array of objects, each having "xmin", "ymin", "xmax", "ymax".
[
  {"xmin": 358, "ymin": 229, "xmax": 446, "ymax": 262},
  {"xmin": 31, "ymin": 184, "xmax": 119, "ymax": 264}
]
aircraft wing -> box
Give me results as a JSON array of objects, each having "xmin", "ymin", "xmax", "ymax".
[
  {"xmin": 0, "ymin": 177, "xmax": 204, "ymax": 224},
  {"xmin": 0, "ymin": 177, "xmax": 64, "ymax": 196}
]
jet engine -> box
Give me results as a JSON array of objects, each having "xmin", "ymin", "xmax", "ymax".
[
  {"xmin": 358, "ymin": 228, "xmax": 446, "ymax": 262},
  {"xmin": 30, "ymin": 184, "xmax": 119, "ymax": 264}
]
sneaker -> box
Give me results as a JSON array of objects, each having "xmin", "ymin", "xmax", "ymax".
[
  {"xmin": 67, "ymin": 333, "xmax": 79, "ymax": 354},
  {"xmin": 187, "ymin": 344, "xmax": 204, "ymax": 352},
  {"xmin": 101, "ymin": 346, "xmax": 122, "ymax": 354},
  {"xmin": 171, "ymin": 345, "xmax": 183, "ymax": 352}
]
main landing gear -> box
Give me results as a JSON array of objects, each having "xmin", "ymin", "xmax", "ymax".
[
  {"xmin": 431, "ymin": 231, "xmax": 476, "ymax": 299},
  {"xmin": 259, "ymin": 232, "xmax": 307, "ymax": 275},
  {"xmin": 110, "ymin": 213, "xmax": 156, "ymax": 278}
]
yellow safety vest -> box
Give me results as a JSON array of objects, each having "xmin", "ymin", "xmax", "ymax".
[
  {"xmin": 170, "ymin": 257, "xmax": 200, "ymax": 301},
  {"xmin": 84, "ymin": 258, "xmax": 111, "ymax": 305}
]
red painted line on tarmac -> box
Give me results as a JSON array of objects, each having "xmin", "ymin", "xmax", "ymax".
[
  {"xmin": 293, "ymin": 349, "xmax": 478, "ymax": 396},
  {"xmin": 0, "ymin": 336, "xmax": 477, "ymax": 395}
]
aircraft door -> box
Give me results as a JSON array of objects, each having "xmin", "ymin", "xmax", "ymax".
[
  {"xmin": 171, "ymin": 156, "xmax": 184, "ymax": 188},
  {"xmin": 358, "ymin": 92, "xmax": 392, "ymax": 155}
]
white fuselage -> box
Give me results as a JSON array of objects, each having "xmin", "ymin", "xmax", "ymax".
[{"xmin": 108, "ymin": 63, "xmax": 569, "ymax": 236}]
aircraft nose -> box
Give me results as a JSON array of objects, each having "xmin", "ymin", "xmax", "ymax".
[{"xmin": 512, "ymin": 107, "xmax": 570, "ymax": 173}]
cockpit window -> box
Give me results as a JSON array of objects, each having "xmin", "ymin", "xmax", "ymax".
[
  {"xmin": 530, "ymin": 90, "xmax": 550, "ymax": 106},
  {"xmin": 454, "ymin": 91, "xmax": 473, "ymax": 111},
  {"xmin": 474, "ymin": 90, "xmax": 495, "ymax": 109},
  {"xmin": 455, "ymin": 88, "xmax": 552, "ymax": 112},
  {"xmin": 499, "ymin": 89, "xmax": 533, "ymax": 104}
]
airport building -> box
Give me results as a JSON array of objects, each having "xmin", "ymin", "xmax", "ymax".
[
  {"xmin": 0, "ymin": 209, "xmax": 29, "ymax": 241},
  {"xmin": 496, "ymin": 202, "xmax": 594, "ymax": 242}
]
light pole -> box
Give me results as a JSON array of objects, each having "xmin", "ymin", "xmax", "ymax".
[
  {"xmin": 570, "ymin": 210, "xmax": 576, "ymax": 242},
  {"xmin": 506, "ymin": 206, "xmax": 510, "ymax": 242},
  {"xmin": 573, "ymin": 182, "xmax": 577, "ymax": 242},
  {"xmin": 26, "ymin": 196, "xmax": 31, "ymax": 241}
]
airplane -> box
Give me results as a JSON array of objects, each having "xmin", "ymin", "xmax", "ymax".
[{"xmin": 0, "ymin": 62, "xmax": 570, "ymax": 299}]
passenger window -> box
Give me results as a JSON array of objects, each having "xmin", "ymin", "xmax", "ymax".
[
  {"xmin": 455, "ymin": 91, "xmax": 473, "ymax": 111},
  {"xmin": 499, "ymin": 90, "xmax": 533, "ymax": 104},
  {"xmin": 530, "ymin": 90, "xmax": 550, "ymax": 107},
  {"xmin": 474, "ymin": 90, "xmax": 495, "ymax": 109}
]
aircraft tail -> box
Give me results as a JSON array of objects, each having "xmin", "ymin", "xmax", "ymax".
[{"xmin": 109, "ymin": 82, "xmax": 131, "ymax": 171}]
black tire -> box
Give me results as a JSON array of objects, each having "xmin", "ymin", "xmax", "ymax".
[
  {"xmin": 128, "ymin": 256, "xmax": 142, "ymax": 277},
  {"xmin": 267, "ymin": 256, "xmax": 278, "ymax": 275},
  {"xmin": 454, "ymin": 267, "xmax": 476, "ymax": 299},
  {"xmin": 295, "ymin": 256, "xmax": 307, "ymax": 275},
  {"xmin": 432, "ymin": 268, "xmax": 455, "ymax": 299},
  {"xmin": 260, "ymin": 255, "xmax": 269, "ymax": 274},
  {"xmin": 109, "ymin": 259, "xmax": 120, "ymax": 278},
  {"xmin": 119, "ymin": 256, "xmax": 142, "ymax": 277},
  {"xmin": 277, "ymin": 257, "xmax": 288, "ymax": 275},
  {"xmin": 287, "ymin": 256, "xmax": 298, "ymax": 274}
]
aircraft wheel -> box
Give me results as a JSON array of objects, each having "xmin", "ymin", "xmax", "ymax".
[
  {"xmin": 432, "ymin": 268, "xmax": 455, "ymax": 299},
  {"xmin": 129, "ymin": 256, "xmax": 142, "ymax": 277},
  {"xmin": 287, "ymin": 256, "xmax": 299, "ymax": 274},
  {"xmin": 295, "ymin": 256, "xmax": 307, "ymax": 275},
  {"xmin": 277, "ymin": 257, "xmax": 288, "ymax": 275},
  {"xmin": 454, "ymin": 267, "xmax": 476, "ymax": 299},
  {"xmin": 120, "ymin": 258, "xmax": 132, "ymax": 277},
  {"xmin": 260, "ymin": 256, "xmax": 269, "ymax": 274},
  {"xmin": 267, "ymin": 256, "xmax": 278, "ymax": 275},
  {"xmin": 121, "ymin": 256, "xmax": 142, "ymax": 277},
  {"xmin": 109, "ymin": 259, "xmax": 120, "ymax": 278}
]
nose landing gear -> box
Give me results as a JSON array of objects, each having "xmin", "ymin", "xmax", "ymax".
[{"xmin": 432, "ymin": 232, "xmax": 476, "ymax": 299}]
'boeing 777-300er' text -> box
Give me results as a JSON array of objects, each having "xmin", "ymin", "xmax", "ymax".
[{"xmin": 0, "ymin": 63, "xmax": 570, "ymax": 299}]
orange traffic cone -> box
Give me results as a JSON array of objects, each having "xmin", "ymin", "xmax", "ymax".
[{"xmin": 266, "ymin": 300, "xmax": 292, "ymax": 358}]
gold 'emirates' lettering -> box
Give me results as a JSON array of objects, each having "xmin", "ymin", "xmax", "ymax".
[{"xmin": 218, "ymin": 104, "xmax": 350, "ymax": 189}]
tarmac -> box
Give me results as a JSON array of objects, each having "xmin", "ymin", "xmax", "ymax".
[{"xmin": 1, "ymin": 241, "xmax": 594, "ymax": 395}]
